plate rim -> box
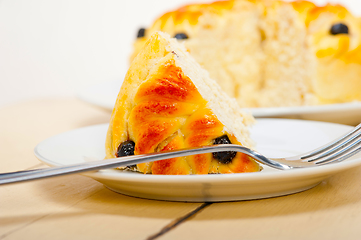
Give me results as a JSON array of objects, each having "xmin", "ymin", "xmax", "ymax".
[{"xmin": 250, "ymin": 101, "xmax": 361, "ymax": 117}]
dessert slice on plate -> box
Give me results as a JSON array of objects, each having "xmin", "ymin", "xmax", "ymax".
[{"xmin": 105, "ymin": 31, "xmax": 261, "ymax": 175}]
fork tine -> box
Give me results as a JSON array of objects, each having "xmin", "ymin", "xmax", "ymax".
[
  {"xmin": 314, "ymin": 146, "xmax": 361, "ymax": 165},
  {"xmin": 305, "ymin": 127, "xmax": 361, "ymax": 162},
  {"xmin": 300, "ymin": 123, "xmax": 361, "ymax": 160},
  {"xmin": 312, "ymin": 136, "xmax": 361, "ymax": 164}
]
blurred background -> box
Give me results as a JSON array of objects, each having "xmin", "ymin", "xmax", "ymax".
[{"xmin": 0, "ymin": 0, "xmax": 359, "ymax": 107}]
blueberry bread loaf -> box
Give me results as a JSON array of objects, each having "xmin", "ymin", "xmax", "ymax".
[{"xmin": 131, "ymin": 0, "xmax": 361, "ymax": 107}]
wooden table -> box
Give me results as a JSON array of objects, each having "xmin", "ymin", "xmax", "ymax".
[{"xmin": 1, "ymin": 98, "xmax": 361, "ymax": 240}]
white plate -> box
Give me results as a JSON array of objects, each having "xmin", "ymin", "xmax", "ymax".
[
  {"xmin": 34, "ymin": 119, "xmax": 361, "ymax": 202},
  {"xmin": 77, "ymin": 81, "xmax": 361, "ymax": 125}
]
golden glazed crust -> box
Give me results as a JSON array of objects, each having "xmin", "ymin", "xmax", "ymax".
[
  {"xmin": 131, "ymin": 0, "xmax": 361, "ymax": 107},
  {"xmin": 106, "ymin": 32, "xmax": 260, "ymax": 175}
]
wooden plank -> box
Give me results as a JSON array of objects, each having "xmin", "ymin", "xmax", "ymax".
[
  {"xmin": 156, "ymin": 167, "xmax": 361, "ymax": 240},
  {"xmin": 1, "ymin": 173, "xmax": 202, "ymax": 240},
  {"xmin": 0, "ymin": 98, "xmax": 111, "ymax": 172}
]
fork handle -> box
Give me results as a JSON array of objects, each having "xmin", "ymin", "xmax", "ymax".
[
  {"xmin": 0, "ymin": 153, "xmax": 167, "ymax": 185},
  {"xmin": 0, "ymin": 169, "xmax": 40, "ymax": 177}
]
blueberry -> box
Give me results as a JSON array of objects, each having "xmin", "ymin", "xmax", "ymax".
[
  {"xmin": 117, "ymin": 140, "xmax": 136, "ymax": 168},
  {"xmin": 212, "ymin": 135, "xmax": 237, "ymax": 164},
  {"xmin": 330, "ymin": 23, "xmax": 349, "ymax": 35},
  {"xmin": 137, "ymin": 28, "xmax": 146, "ymax": 38},
  {"xmin": 174, "ymin": 33, "xmax": 188, "ymax": 40}
]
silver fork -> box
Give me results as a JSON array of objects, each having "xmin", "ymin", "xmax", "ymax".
[{"xmin": 1, "ymin": 123, "xmax": 361, "ymax": 185}]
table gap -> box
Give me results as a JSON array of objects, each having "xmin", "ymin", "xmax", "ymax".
[{"xmin": 146, "ymin": 202, "xmax": 212, "ymax": 240}]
